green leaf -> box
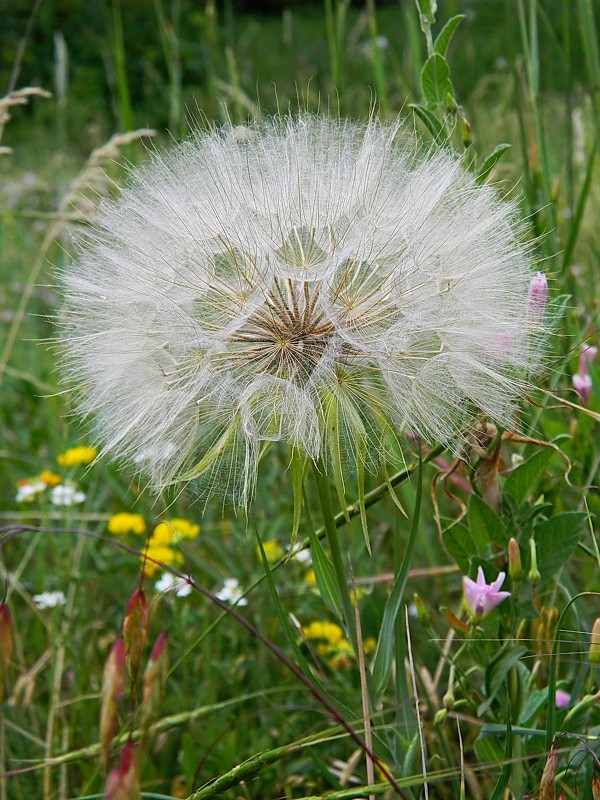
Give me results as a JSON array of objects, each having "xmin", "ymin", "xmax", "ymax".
[
  {"xmin": 420, "ymin": 52, "xmax": 453, "ymax": 109},
  {"xmin": 504, "ymin": 447, "xmax": 556, "ymax": 506},
  {"xmin": 468, "ymin": 494, "xmax": 507, "ymax": 549},
  {"xmin": 475, "ymin": 143, "xmax": 512, "ymax": 185},
  {"xmin": 290, "ymin": 451, "xmax": 306, "ymax": 550},
  {"xmin": 371, "ymin": 456, "xmax": 423, "ymax": 695},
  {"xmin": 489, "ymin": 695, "xmax": 513, "ymax": 800},
  {"xmin": 408, "ymin": 103, "xmax": 445, "ymax": 138},
  {"xmin": 534, "ymin": 512, "xmax": 587, "ymax": 582},
  {"xmin": 415, "ymin": 0, "xmax": 437, "ymax": 24},
  {"xmin": 443, "ymin": 523, "xmax": 475, "ymax": 573},
  {"xmin": 433, "ymin": 14, "xmax": 465, "ymax": 57},
  {"xmin": 478, "ymin": 646, "xmax": 527, "ymax": 716},
  {"xmin": 304, "ymin": 503, "xmax": 343, "ymax": 619}
]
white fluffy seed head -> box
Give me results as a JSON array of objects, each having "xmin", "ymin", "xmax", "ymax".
[{"xmin": 60, "ymin": 115, "xmax": 544, "ymax": 504}]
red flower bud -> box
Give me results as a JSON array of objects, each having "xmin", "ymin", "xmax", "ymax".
[
  {"xmin": 99, "ymin": 638, "xmax": 126, "ymax": 767},
  {"xmin": 140, "ymin": 632, "xmax": 168, "ymax": 735},
  {"xmin": 123, "ymin": 588, "xmax": 148, "ymax": 685},
  {"xmin": 0, "ymin": 603, "xmax": 13, "ymax": 700},
  {"xmin": 104, "ymin": 740, "xmax": 140, "ymax": 799}
]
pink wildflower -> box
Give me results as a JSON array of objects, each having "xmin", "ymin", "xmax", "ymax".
[
  {"xmin": 527, "ymin": 272, "xmax": 548, "ymax": 316},
  {"xmin": 573, "ymin": 343, "xmax": 596, "ymax": 405},
  {"xmin": 555, "ymin": 689, "xmax": 571, "ymax": 708},
  {"xmin": 463, "ymin": 566, "xmax": 510, "ymax": 618}
]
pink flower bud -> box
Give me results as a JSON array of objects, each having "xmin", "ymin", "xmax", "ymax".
[
  {"xmin": 508, "ymin": 538, "xmax": 523, "ymax": 582},
  {"xmin": 100, "ymin": 638, "xmax": 126, "ymax": 767},
  {"xmin": 579, "ymin": 344, "xmax": 597, "ymax": 373},
  {"xmin": 573, "ymin": 373, "xmax": 592, "ymax": 405},
  {"xmin": 539, "ymin": 750, "xmax": 557, "ymax": 800},
  {"xmin": 590, "ymin": 617, "xmax": 600, "ymax": 665},
  {"xmin": 527, "ymin": 272, "xmax": 548, "ymax": 316},
  {"xmin": 104, "ymin": 740, "xmax": 140, "ymax": 800},
  {"xmin": 140, "ymin": 632, "xmax": 169, "ymax": 734},
  {"xmin": 554, "ymin": 689, "xmax": 570, "ymax": 708},
  {"xmin": 0, "ymin": 603, "xmax": 14, "ymax": 700},
  {"xmin": 123, "ymin": 588, "xmax": 148, "ymax": 685}
]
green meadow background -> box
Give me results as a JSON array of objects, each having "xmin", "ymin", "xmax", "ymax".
[{"xmin": 0, "ymin": 1, "xmax": 599, "ymax": 798}]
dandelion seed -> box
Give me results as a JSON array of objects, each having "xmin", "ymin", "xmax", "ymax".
[
  {"xmin": 61, "ymin": 116, "xmax": 543, "ymax": 504},
  {"xmin": 33, "ymin": 590, "xmax": 67, "ymax": 609}
]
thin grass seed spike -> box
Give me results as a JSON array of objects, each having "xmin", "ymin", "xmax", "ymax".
[{"xmin": 60, "ymin": 116, "xmax": 544, "ymax": 504}]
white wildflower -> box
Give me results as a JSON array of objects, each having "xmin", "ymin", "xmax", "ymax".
[
  {"xmin": 16, "ymin": 481, "xmax": 46, "ymax": 503},
  {"xmin": 61, "ymin": 116, "xmax": 543, "ymax": 504},
  {"xmin": 50, "ymin": 483, "xmax": 86, "ymax": 506},
  {"xmin": 215, "ymin": 578, "xmax": 248, "ymax": 607},
  {"xmin": 154, "ymin": 572, "xmax": 192, "ymax": 597},
  {"xmin": 33, "ymin": 591, "xmax": 66, "ymax": 610}
]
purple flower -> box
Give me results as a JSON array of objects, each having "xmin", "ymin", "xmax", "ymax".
[
  {"xmin": 579, "ymin": 344, "xmax": 597, "ymax": 374},
  {"xmin": 573, "ymin": 343, "xmax": 596, "ymax": 405},
  {"xmin": 463, "ymin": 566, "xmax": 511, "ymax": 618},
  {"xmin": 573, "ymin": 373, "xmax": 592, "ymax": 405},
  {"xmin": 555, "ymin": 689, "xmax": 571, "ymax": 709},
  {"xmin": 527, "ymin": 272, "xmax": 548, "ymax": 316}
]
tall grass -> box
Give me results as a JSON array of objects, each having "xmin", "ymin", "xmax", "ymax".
[{"xmin": 0, "ymin": 1, "xmax": 599, "ymax": 798}]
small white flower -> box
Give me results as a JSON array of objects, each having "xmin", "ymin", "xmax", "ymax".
[
  {"xmin": 61, "ymin": 116, "xmax": 544, "ymax": 505},
  {"xmin": 154, "ymin": 572, "xmax": 192, "ymax": 597},
  {"xmin": 215, "ymin": 577, "xmax": 248, "ymax": 607},
  {"xmin": 50, "ymin": 483, "xmax": 86, "ymax": 506},
  {"xmin": 289, "ymin": 546, "xmax": 312, "ymax": 566},
  {"xmin": 33, "ymin": 590, "xmax": 66, "ymax": 609},
  {"xmin": 16, "ymin": 481, "xmax": 46, "ymax": 503}
]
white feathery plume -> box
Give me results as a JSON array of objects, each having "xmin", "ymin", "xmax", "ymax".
[{"xmin": 59, "ymin": 116, "xmax": 544, "ymax": 504}]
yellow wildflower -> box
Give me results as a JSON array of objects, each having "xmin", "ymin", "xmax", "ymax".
[
  {"xmin": 108, "ymin": 513, "xmax": 147, "ymax": 536},
  {"xmin": 151, "ymin": 518, "xmax": 200, "ymax": 546},
  {"xmin": 143, "ymin": 546, "xmax": 183, "ymax": 577},
  {"xmin": 303, "ymin": 620, "xmax": 344, "ymax": 646},
  {"xmin": 304, "ymin": 569, "xmax": 316, "ymax": 586},
  {"xmin": 57, "ymin": 445, "xmax": 97, "ymax": 468},
  {"xmin": 363, "ymin": 637, "xmax": 377, "ymax": 655},
  {"xmin": 39, "ymin": 470, "xmax": 62, "ymax": 487},
  {"xmin": 168, "ymin": 518, "xmax": 200, "ymax": 540},
  {"xmin": 256, "ymin": 540, "xmax": 284, "ymax": 563}
]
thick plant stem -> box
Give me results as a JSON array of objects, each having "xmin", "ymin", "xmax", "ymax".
[{"xmin": 312, "ymin": 461, "xmax": 357, "ymax": 652}]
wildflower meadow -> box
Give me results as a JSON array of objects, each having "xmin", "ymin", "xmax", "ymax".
[{"xmin": 1, "ymin": 1, "xmax": 599, "ymax": 798}]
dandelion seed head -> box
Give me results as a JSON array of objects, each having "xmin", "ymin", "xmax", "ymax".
[{"xmin": 61, "ymin": 116, "xmax": 544, "ymax": 504}]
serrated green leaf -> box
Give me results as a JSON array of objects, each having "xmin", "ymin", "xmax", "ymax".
[
  {"xmin": 504, "ymin": 447, "xmax": 556, "ymax": 506},
  {"xmin": 468, "ymin": 494, "xmax": 507, "ymax": 549},
  {"xmin": 443, "ymin": 523, "xmax": 475, "ymax": 573},
  {"xmin": 475, "ymin": 143, "xmax": 511, "ymax": 185},
  {"xmin": 420, "ymin": 52, "xmax": 453, "ymax": 109},
  {"xmin": 433, "ymin": 14, "xmax": 465, "ymax": 56},
  {"xmin": 534, "ymin": 512, "xmax": 587, "ymax": 582}
]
